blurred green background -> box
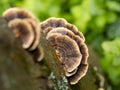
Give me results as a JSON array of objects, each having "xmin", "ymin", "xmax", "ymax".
[{"xmin": 0, "ymin": 0, "xmax": 120, "ymax": 89}]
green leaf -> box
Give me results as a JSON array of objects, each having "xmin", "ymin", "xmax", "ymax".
[
  {"xmin": 102, "ymin": 38, "xmax": 120, "ymax": 55},
  {"xmin": 71, "ymin": 5, "xmax": 91, "ymax": 33},
  {"xmin": 106, "ymin": 1, "xmax": 120, "ymax": 12},
  {"xmin": 101, "ymin": 38, "xmax": 120, "ymax": 85},
  {"xmin": 107, "ymin": 19, "xmax": 120, "ymax": 39}
]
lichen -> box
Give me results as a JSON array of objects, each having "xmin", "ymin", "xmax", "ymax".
[{"xmin": 49, "ymin": 72, "xmax": 69, "ymax": 90}]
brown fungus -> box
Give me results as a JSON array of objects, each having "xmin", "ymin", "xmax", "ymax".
[
  {"xmin": 65, "ymin": 23, "xmax": 85, "ymax": 41},
  {"xmin": 3, "ymin": 7, "xmax": 37, "ymax": 22},
  {"xmin": 8, "ymin": 18, "xmax": 43, "ymax": 61},
  {"xmin": 46, "ymin": 27, "xmax": 84, "ymax": 48},
  {"xmin": 68, "ymin": 64, "xmax": 88, "ymax": 85},
  {"xmin": 65, "ymin": 68, "xmax": 78, "ymax": 77},
  {"xmin": 46, "ymin": 27, "xmax": 89, "ymax": 75},
  {"xmin": 79, "ymin": 43, "xmax": 89, "ymax": 64},
  {"xmin": 40, "ymin": 17, "xmax": 89, "ymax": 85},
  {"xmin": 8, "ymin": 19, "xmax": 34, "ymax": 49},
  {"xmin": 39, "ymin": 17, "xmax": 85, "ymax": 41},
  {"xmin": 2, "ymin": 8, "xmax": 43, "ymax": 61},
  {"xmin": 24, "ymin": 19, "xmax": 40, "ymax": 50},
  {"xmin": 68, "ymin": 40, "xmax": 89, "ymax": 85},
  {"xmin": 46, "ymin": 33, "xmax": 82, "ymax": 72},
  {"xmin": 40, "ymin": 17, "xmax": 67, "ymax": 32},
  {"xmin": 2, "ymin": 8, "xmax": 40, "ymax": 50}
]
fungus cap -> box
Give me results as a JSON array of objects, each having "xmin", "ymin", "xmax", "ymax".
[
  {"xmin": 46, "ymin": 33, "xmax": 82, "ymax": 72},
  {"xmin": 40, "ymin": 17, "xmax": 67, "ymax": 31},
  {"xmin": 65, "ymin": 68, "xmax": 78, "ymax": 77},
  {"xmin": 39, "ymin": 17, "xmax": 85, "ymax": 41},
  {"xmin": 3, "ymin": 7, "xmax": 37, "ymax": 22},
  {"xmin": 68, "ymin": 64, "xmax": 88, "ymax": 85},
  {"xmin": 40, "ymin": 17, "xmax": 89, "ymax": 85},
  {"xmin": 24, "ymin": 19, "xmax": 40, "ymax": 50},
  {"xmin": 8, "ymin": 19, "xmax": 34, "ymax": 49}
]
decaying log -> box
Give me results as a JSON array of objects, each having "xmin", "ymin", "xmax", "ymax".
[{"xmin": 0, "ymin": 17, "xmax": 105, "ymax": 90}]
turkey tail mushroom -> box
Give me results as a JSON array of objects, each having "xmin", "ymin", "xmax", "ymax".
[
  {"xmin": 46, "ymin": 33, "xmax": 82, "ymax": 72},
  {"xmin": 2, "ymin": 7, "xmax": 40, "ymax": 50},
  {"xmin": 39, "ymin": 17, "xmax": 89, "ymax": 85},
  {"xmin": 2, "ymin": 8, "xmax": 43, "ymax": 61},
  {"xmin": 40, "ymin": 17, "xmax": 85, "ymax": 41}
]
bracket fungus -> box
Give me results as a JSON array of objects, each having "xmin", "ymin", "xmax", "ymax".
[
  {"xmin": 39, "ymin": 17, "xmax": 89, "ymax": 85},
  {"xmin": 2, "ymin": 8, "xmax": 43, "ymax": 61},
  {"xmin": 2, "ymin": 8, "xmax": 89, "ymax": 85}
]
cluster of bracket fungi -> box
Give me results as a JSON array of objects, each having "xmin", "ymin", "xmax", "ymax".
[
  {"xmin": 2, "ymin": 8, "xmax": 89, "ymax": 85},
  {"xmin": 2, "ymin": 8, "xmax": 43, "ymax": 61}
]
